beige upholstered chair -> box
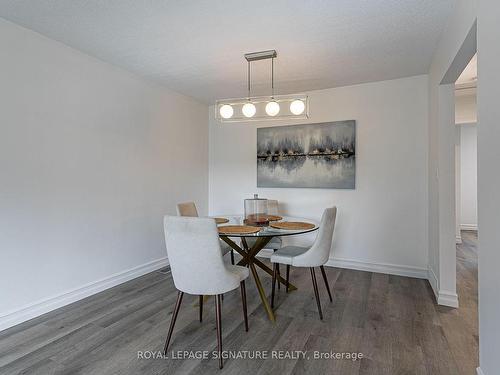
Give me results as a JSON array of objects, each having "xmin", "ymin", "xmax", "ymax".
[
  {"xmin": 163, "ymin": 216, "xmax": 249, "ymax": 369},
  {"xmin": 270, "ymin": 207, "xmax": 337, "ymax": 320},
  {"xmin": 176, "ymin": 201, "xmax": 199, "ymax": 217},
  {"xmin": 176, "ymin": 201, "xmax": 234, "ymax": 263}
]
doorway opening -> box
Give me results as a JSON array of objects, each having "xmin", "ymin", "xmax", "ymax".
[
  {"xmin": 452, "ymin": 52, "xmax": 478, "ymax": 366},
  {"xmin": 455, "ymin": 54, "xmax": 478, "ymax": 243}
]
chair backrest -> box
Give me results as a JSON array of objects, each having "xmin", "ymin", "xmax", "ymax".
[
  {"xmin": 267, "ymin": 199, "xmax": 279, "ymax": 215},
  {"xmin": 164, "ymin": 216, "xmax": 237, "ymax": 295},
  {"xmin": 176, "ymin": 201, "xmax": 198, "ymax": 217},
  {"xmin": 294, "ymin": 207, "xmax": 337, "ymax": 267}
]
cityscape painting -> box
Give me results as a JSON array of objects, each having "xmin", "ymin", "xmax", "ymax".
[{"xmin": 257, "ymin": 121, "xmax": 356, "ymax": 188}]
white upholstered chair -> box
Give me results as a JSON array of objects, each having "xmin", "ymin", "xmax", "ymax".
[
  {"xmin": 163, "ymin": 216, "xmax": 250, "ymax": 369},
  {"xmin": 270, "ymin": 207, "xmax": 337, "ymax": 320},
  {"xmin": 176, "ymin": 201, "xmax": 234, "ymax": 264}
]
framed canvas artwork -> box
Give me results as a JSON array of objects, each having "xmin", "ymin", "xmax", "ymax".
[{"xmin": 257, "ymin": 120, "xmax": 356, "ymax": 189}]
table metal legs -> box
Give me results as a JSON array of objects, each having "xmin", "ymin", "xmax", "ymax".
[
  {"xmin": 250, "ymin": 257, "xmax": 297, "ymax": 292},
  {"xmin": 219, "ymin": 235, "xmax": 298, "ymax": 322},
  {"xmin": 249, "ymin": 262, "xmax": 275, "ymax": 321}
]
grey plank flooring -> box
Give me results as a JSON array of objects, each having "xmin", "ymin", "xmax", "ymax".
[{"xmin": 0, "ymin": 233, "xmax": 478, "ymax": 375}]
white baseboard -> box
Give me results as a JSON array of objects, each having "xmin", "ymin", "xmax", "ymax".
[
  {"xmin": 325, "ymin": 257, "xmax": 428, "ymax": 279},
  {"xmin": 0, "ymin": 257, "xmax": 168, "ymax": 332},
  {"xmin": 259, "ymin": 250, "xmax": 428, "ymax": 279},
  {"xmin": 260, "ymin": 250, "xmax": 456, "ymax": 307},
  {"xmin": 437, "ymin": 290, "xmax": 459, "ymax": 308},
  {"xmin": 477, "ymin": 367, "xmax": 485, "ymax": 375},
  {"xmin": 427, "ymin": 267, "xmax": 459, "ymax": 308},
  {"xmin": 460, "ymin": 224, "xmax": 478, "ymax": 231}
]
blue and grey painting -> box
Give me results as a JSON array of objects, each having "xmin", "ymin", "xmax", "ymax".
[{"xmin": 257, "ymin": 121, "xmax": 356, "ymax": 189}]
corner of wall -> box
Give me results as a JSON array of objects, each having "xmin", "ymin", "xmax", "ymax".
[
  {"xmin": 427, "ymin": 266, "xmax": 439, "ymax": 298},
  {"xmin": 427, "ymin": 265, "xmax": 459, "ymax": 308},
  {"xmin": 437, "ymin": 290, "xmax": 459, "ymax": 308}
]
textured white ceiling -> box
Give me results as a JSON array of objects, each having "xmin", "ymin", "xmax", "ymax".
[{"xmin": 0, "ymin": 0, "xmax": 455, "ymax": 103}]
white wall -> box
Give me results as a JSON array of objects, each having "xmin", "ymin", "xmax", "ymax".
[
  {"xmin": 209, "ymin": 75, "xmax": 429, "ymax": 278},
  {"xmin": 455, "ymin": 91, "xmax": 477, "ymax": 123},
  {"xmin": 459, "ymin": 124, "xmax": 477, "ymax": 230},
  {"xmin": 477, "ymin": 1, "xmax": 500, "ymax": 374},
  {"xmin": 455, "ymin": 89, "xmax": 477, "ymax": 233},
  {"xmin": 0, "ymin": 19, "xmax": 208, "ymax": 330},
  {"xmin": 427, "ymin": 0, "xmax": 477, "ymax": 307},
  {"xmin": 454, "ymin": 127, "xmax": 462, "ymax": 243}
]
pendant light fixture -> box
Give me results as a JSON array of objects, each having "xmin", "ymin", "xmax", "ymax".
[{"xmin": 215, "ymin": 50, "xmax": 309, "ymax": 122}]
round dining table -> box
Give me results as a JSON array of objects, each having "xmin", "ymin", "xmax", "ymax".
[{"xmin": 215, "ymin": 215, "xmax": 319, "ymax": 322}]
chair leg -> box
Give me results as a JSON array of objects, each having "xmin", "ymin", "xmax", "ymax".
[
  {"xmin": 230, "ymin": 250, "xmax": 235, "ymax": 265},
  {"xmin": 320, "ymin": 265, "xmax": 333, "ymax": 302},
  {"xmin": 271, "ymin": 263, "xmax": 277, "ymax": 308},
  {"xmin": 286, "ymin": 265, "xmax": 290, "ymax": 293},
  {"xmin": 163, "ymin": 291, "xmax": 184, "ymax": 355},
  {"xmin": 215, "ymin": 294, "xmax": 223, "ymax": 369},
  {"xmin": 310, "ymin": 268, "xmax": 323, "ymax": 320},
  {"xmin": 199, "ymin": 295, "xmax": 203, "ymax": 322},
  {"xmin": 240, "ymin": 281, "xmax": 249, "ymax": 332},
  {"xmin": 276, "ymin": 263, "xmax": 281, "ymax": 290}
]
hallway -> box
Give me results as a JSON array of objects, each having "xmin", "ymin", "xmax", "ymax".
[{"xmin": 437, "ymin": 230, "xmax": 478, "ymax": 374}]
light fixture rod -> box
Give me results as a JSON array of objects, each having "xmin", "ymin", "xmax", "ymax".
[
  {"xmin": 271, "ymin": 57, "xmax": 274, "ymax": 98},
  {"xmin": 247, "ymin": 61, "xmax": 251, "ymax": 99}
]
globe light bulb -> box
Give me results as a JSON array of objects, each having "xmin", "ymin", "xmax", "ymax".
[
  {"xmin": 265, "ymin": 101, "xmax": 280, "ymax": 116},
  {"xmin": 242, "ymin": 102, "xmax": 256, "ymax": 118},
  {"xmin": 219, "ymin": 104, "xmax": 234, "ymax": 119},
  {"xmin": 290, "ymin": 99, "xmax": 305, "ymax": 115}
]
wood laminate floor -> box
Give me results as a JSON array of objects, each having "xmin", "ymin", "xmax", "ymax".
[{"xmin": 0, "ymin": 232, "xmax": 478, "ymax": 374}]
